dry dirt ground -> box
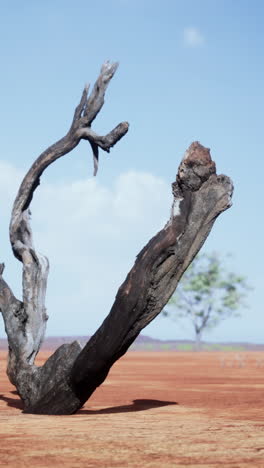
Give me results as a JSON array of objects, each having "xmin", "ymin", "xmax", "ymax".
[{"xmin": 0, "ymin": 351, "xmax": 264, "ymax": 467}]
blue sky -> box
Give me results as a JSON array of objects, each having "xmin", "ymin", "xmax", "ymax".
[{"xmin": 0, "ymin": 0, "xmax": 263, "ymax": 343}]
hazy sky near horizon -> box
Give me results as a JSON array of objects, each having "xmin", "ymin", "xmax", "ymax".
[{"xmin": 0, "ymin": 0, "xmax": 263, "ymax": 343}]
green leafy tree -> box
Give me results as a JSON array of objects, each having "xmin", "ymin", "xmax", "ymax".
[{"xmin": 164, "ymin": 253, "xmax": 250, "ymax": 350}]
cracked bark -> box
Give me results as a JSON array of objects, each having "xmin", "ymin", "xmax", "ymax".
[{"xmin": 0, "ymin": 63, "xmax": 233, "ymax": 414}]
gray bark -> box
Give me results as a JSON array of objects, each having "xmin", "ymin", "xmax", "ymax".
[{"xmin": 0, "ymin": 63, "xmax": 233, "ymax": 414}]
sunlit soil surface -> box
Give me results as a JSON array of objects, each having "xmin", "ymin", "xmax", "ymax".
[{"xmin": 1, "ymin": 351, "xmax": 264, "ymax": 467}]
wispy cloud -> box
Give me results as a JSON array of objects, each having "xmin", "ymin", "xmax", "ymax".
[{"xmin": 183, "ymin": 27, "xmax": 205, "ymax": 47}]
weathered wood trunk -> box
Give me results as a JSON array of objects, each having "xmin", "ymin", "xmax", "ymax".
[{"xmin": 0, "ymin": 63, "xmax": 233, "ymax": 414}]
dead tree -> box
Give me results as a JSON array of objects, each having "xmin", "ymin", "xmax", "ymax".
[{"xmin": 0, "ymin": 62, "xmax": 233, "ymax": 414}]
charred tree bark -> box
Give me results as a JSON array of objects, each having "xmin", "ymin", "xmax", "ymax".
[{"xmin": 0, "ymin": 63, "xmax": 233, "ymax": 414}]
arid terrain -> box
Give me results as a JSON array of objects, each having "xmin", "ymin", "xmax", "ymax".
[{"xmin": 0, "ymin": 351, "xmax": 264, "ymax": 467}]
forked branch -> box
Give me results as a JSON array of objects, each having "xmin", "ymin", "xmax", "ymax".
[{"xmin": 0, "ymin": 64, "xmax": 233, "ymax": 414}]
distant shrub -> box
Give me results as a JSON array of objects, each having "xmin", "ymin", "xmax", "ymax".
[
  {"xmin": 177, "ymin": 343, "xmax": 193, "ymax": 351},
  {"xmin": 160, "ymin": 343, "xmax": 171, "ymax": 350}
]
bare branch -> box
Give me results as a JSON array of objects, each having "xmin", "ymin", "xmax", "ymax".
[
  {"xmin": 1, "ymin": 62, "xmax": 128, "ymax": 409},
  {"xmin": 71, "ymin": 83, "xmax": 90, "ymax": 124},
  {"xmin": 78, "ymin": 122, "xmax": 129, "ymax": 152},
  {"xmin": 68, "ymin": 143, "xmax": 233, "ymax": 409},
  {"xmin": 83, "ymin": 61, "xmax": 119, "ymax": 125},
  {"xmin": 78, "ymin": 121, "xmax": 129, "ymax": 175}
]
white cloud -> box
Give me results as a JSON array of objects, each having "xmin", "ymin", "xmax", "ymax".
[
  {"xmin": 183, "ymin": 27, "xmax": 205, "ymax": 47},
  {"xmin": 0, "ymin": 163, "xmax": 172, "ymax": 337}
]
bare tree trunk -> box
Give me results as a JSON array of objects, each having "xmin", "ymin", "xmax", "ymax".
[
  {"xmin": 195, "ymin": 331, "xmax": 202, "ymax": 351},
  {"xmin": 0, "ymin": 63, "xmax": 233, "ymax": 414}
]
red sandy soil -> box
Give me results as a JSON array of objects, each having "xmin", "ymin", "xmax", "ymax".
[{"xmin": 0, "ymin": 351, "xmax": 264, "ymax": 467}]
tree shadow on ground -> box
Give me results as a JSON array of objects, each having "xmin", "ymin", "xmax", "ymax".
[
  {"xmin": 0, "ymin": 391, "xmax": 23, "ymax": 410},
  {"xmin": 0, "ymin": 393, "xmax": 177, "ymax": 414},
  {"xmin": 78, "ymin": 399, "xmax": 177, "ymax": 415}
]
